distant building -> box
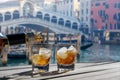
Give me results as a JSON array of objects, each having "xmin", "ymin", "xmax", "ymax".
[
  {"xmin": 91, "ymin": 0, "xmax": 120, "ymax": 39},
  {"xmin": 55, "ymin": 0, "xmax": 80, "ymax": 18},
  {"xmin": 79, "ymin": 0, "xmax": 91, "ymax": 35}
]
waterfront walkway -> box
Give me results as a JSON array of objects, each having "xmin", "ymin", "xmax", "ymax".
[{"xmin": 0, "ymin": 62, "xmax": 120, "ymax": 80}]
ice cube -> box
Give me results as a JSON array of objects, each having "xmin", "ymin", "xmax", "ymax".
[
  {"xmin": 39, "ymin": 48, "xmax": 51, "ymax": 59},
  {"xmin": 68, "ymin": 45, "xmax": 77, "ymax": 54},
  {"xmin": 57, "ymin": 47, "xmax": 68, "ymax": 59}
]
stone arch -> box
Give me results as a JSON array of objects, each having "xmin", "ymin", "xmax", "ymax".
[
  {"xmin": 51, "ymin": 16, "xmax": 57, "ymax": 23},
  {"xmin": 36, "ymin": 11, "xmax": 43, "ymax": 19},
  {"xmin": 23, "ymin": 2, "xmax": 34, "ymax": 17},
  {"xmin": 58, "ymin": 18, "xmax": 64, "ymax": 25},
  {"xmin": 0, "ymin": 13, "xmax": 3, "ymax": 22},
  {"xmin": 13, "ymin": 10, "xmax": 20, "ymax": 19},
  {"xmin": 5, "ymin": 12, "xmax": 11, "ymax": 21},
  {"xmin": 44, "ymin": 13, "xmax": 50, "ymax": 21},
  {"xmin": 72, "ymin": 22, "xmax": 78, "ymax": 30},
  {"xmin": 65, "ymin": 20, "xmax": 71, "ymax": 28}
]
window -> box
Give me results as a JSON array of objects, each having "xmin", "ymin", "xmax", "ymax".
[
  {"xmin": 103, "ymin": 2, "xmax": 106, "ymax": 5},
  {"xmin": 117, "ymin": 23, "xmax": 120, "ymax": 29},
  {"xmin": 81, "ymin": 3, "xmax": 84, "ymax": 7},
  {"xmin": 95, "ymin": 3, "xmax": 100, "ymax": 6},
  {"xmin": 110, "ymin": 23, "xmax": 112, "ymax": 29},
  {"xmin": 86, "ymin": 17, "xmax": 88, "ymax": 21},
  {"xmin": 66, "ymin": 11, "xmax": 68, "ymax": 16},
  {"xmin": 105, "ymin": 24, "xmax": 108, "ymax": 29},
  {"xmin": 102, "ymin": 20, "xmax": 105, "ymax": 23},
  {"xmin": 71, "ymin": 5, "xmax": 73, "ymax": 10},
  {"xmin": 95, "ymin": 20, "xmax": 97, "ymax": 23},
  {"xmin": 114, "ymin": 3, "xmax": 120, "ymax": 8},
  {"xmin": 106, "ymin": 14, "xmax": 108, "ymax": 20},
  {"xmin": 98, "ymin": 10, "xmax": 102, "ymax": 17},
  {"xmin": 86, "ymin": 9, "xmax": 88, "ymax": 14},
  {"xmin": 114, "ymin": 23, "xmax": 117, "ymax": 29},
  {"xmin": 104, "ymin": 14, "xmax": 108, "ymax": 20},
  {"xmin": 105, "ymin": 4, "xmax": 109, "ymax": 9},
  {"xmin": 81, "ymin": 9, "xmax": 84, "ymax": 15},
  {"xmin": 118, "ymin": 13, "xmax": 120, "ymax": 21},
  {"xmin": 87, "ymin": 1, "xmax": 89, "ymax": 6},
  {"xmin": 118, "ymin": 3, "xmax": 120, "ymax": 9},
  {"xmin": 67, "ymin": 0, "xmax": 69, "ymax": 3},
  {"xmin": 114, "ymin": 3, "xmax": 117, "ymax": 8},
  {"xmin": 70, "ymin": 11, "xmax": 72, "ymax": 16},
  {"xmin": 91, "ymin": 11, "xmax": 93, "ymax": 15},
  {"xmin": 113, "ymin": 14, "xmax": 117, "ymax": 20},
  {"xmin": 81, "ymin": 17, "xmax": 84, "ymax": 21}
]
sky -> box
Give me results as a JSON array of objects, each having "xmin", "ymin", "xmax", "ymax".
[{"xmin": 0, "ymin": 0, "xmax": 10, "ymax": 3}]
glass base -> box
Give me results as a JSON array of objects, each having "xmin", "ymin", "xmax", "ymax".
[
  {"xmin": 57, "ymin": 63, "xmax": 74, "ymax": 71},
  {"xmin": 35, "ymin": 64, "xmax": 49, "ymax": 72},
  {"xmin": 32, "ymin": 64, "xmax": 50, "ymax": 77}
]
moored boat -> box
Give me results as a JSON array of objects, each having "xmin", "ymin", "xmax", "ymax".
[{"xmin": 8, "ymin": 51, "xmax": 26, "ymax": 59}]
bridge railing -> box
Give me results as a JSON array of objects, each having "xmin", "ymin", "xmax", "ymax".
[{"xmin": 0, "ymin": 18, "xmax": 80, "ymax": 34}]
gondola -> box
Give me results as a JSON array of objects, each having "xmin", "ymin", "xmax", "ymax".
[{"xmin": 80, "ymin": 42, "xmax": 93, "ymax": 50}]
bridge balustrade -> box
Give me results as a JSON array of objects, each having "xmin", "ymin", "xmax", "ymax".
[{"xmin": 0, "ymin": 18, "xmax": 80, "ymax": 34}]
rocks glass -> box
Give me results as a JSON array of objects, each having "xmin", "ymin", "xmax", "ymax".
[
  {"xmin": 31, "ymin": 43, "xmax": 52, "ymax": 76},
  {"xmin": 56, "ymin": 45, "xmax": 77, "ymax": 71}
]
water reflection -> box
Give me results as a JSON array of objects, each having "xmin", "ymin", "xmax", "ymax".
[{"xmin": 78, "ymin": 44, "xmax": 120, "ymax": 62}]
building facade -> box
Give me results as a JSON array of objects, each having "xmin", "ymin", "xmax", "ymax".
[
  {"xmin": 79, "ymin": 0, "xmax": 91, "ymax": 35},
  {"xmin": 91, "ymin": 0, "xmax": 120, "ymax": 39},
  {"xmin": 55, "ymin": 0, "xmax": 92, "ymax": 35},
  {"xmin": 56, "ymin": 0, "xmax": 80, "ymax": 18}
]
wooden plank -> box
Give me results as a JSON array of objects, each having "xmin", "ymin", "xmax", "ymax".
[
  {"xmin": 33, "ymin": 62, "xmax": 120, "ymax": 80},
  {"xmin": 0, "ymin": 62, "xmax": 120, "ymax": 80},
  {"xmin": 47, "ymin": 68, "xmax": 120, "ymax": 80}
]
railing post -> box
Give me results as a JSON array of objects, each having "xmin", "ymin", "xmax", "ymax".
[
  {"xmin": 1, "ymin": 46, "xmax": 8, "ymax": 66},
  {"xmin": 77, "ymin": 33, "xmax": 81, "ymax": 54}
]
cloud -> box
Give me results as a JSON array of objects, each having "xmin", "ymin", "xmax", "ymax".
[{"xmin": 0, "ymin": 0, "xmax": 9, "ymax": 3}]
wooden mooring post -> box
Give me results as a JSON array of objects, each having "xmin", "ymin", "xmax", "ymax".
[
  {"xmin": 1, "ymin": 45, "xmax": 8, "ymax": 66},
  {"xmin": 26, "ymin": 32, "xmax": 35, "ymax": 64}
]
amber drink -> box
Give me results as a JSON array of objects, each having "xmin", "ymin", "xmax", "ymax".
[
  {"xmin": 56, "ymin": 45, "xmax": 77, "ymax": 71},
  {"xmin": 32, "ymin": 47, "xmax": 52, "ymax": 72}
]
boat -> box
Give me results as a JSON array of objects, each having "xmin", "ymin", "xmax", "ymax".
[
  {"xmin": 7, "ymin": 51, "xmax": 26, "ymax": 59},
  {"xmin": 80, "ymin": 42, "xmax": 93, "ymax": 50}
]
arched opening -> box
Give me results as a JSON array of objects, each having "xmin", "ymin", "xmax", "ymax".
[
  {"xmin": 51, "ymin": 16, "xmax": 57, "ymax": 23},
  {"xmin": 13, "ymin": 10, "xmax": 20, "ymax": 19},
  {"xmin": 44, "ymin": 13, "xmax": 50, "ymax": 21},
  {"xmin": 58, "ymin": 18, "xmax": 64, "ymax": 25},
  {"xmin": 65, "ymin": 20, "xmax": 71, "ymax": 28},
  {"xmin": 0, "ymin": 13, "xmax": 3, "ymax": 22},
  {"xmin": 23, "ymin": 2, "xmax": 34, "ymax": 18},
  {"xmin": 5, "ymin": 12, "xmax": 11, "ymax": 21},
  {"xmin": 72, "ymin": 22, "xmax": 78, "ymax": 30},
  {"xmin": 36, "ymin": 11, "xmax": 42, "ymax": 19}
]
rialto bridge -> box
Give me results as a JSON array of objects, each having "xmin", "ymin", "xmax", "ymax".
[{"xmin": 0, "ymin": 0, "xmax": 82, "ymax": 35}]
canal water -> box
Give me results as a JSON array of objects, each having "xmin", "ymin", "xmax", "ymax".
[{"xmin": 0, "ymin": 43, "xmax": 120, "ymax": 67}]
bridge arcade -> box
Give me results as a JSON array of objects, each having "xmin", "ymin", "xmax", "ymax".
[{"xmin": 0, "ymin": 0, "xmax": 80, "ymax": 34}]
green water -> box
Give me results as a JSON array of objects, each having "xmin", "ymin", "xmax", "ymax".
[{"xmin": 0, "ymin": 43, "xmax": 120, "ymax": 67}]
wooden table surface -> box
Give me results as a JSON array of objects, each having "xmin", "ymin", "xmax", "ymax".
[{"xmin": 0, "ymin": 62, "xmax": 120, "ymax": 80}]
